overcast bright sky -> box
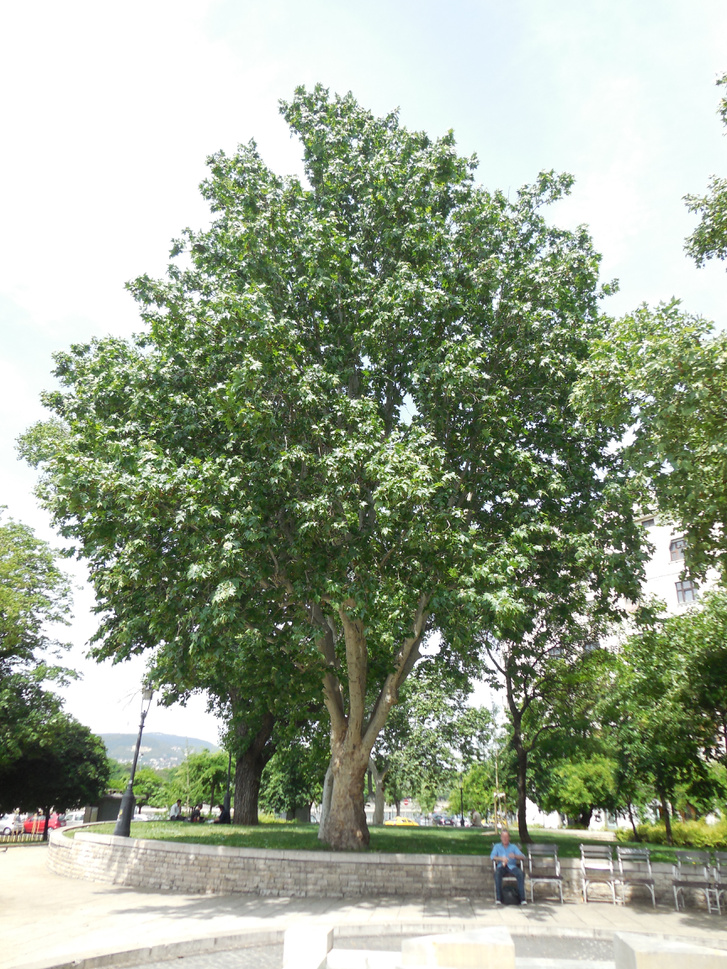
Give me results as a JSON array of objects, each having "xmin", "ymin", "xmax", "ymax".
[{"xmin": 1, "ymin": 0, "xmax": 726, "ymax": 744}]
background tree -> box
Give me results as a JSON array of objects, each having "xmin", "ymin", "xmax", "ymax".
[
  {"xmin": 605, "ymin": 615, "xmax": 716, "ymax": 844},
  {"xmin": 374, "ymin": 662, "xmax": 496, "ymax": 816},
  {"xmin": 479, "ymin": 592, "xmax": 629, "ymax": 843},
  {"xmin": 0, "ymin": 512, "xmax": 72, "ymax": 671},
  {"xmin": 259, "ymin": 725, "xmax": 329, "ymax": 820},
  {"xmin": 670, "ymin": 590, "xmax": 727, "ymax": 764},
  {"xmin": 151, "ymin": 625, "xmax": 322, "ymax": 824},
  {"xmin": 599, "ymin": 590, "xmax": 727, "ymax": 841},
  {"xmin": 21, "ymin": 85, "xmax": 644, "ymax": 850},
  {"xmin": 0, "ymin": 512, "xmax": 74, "ymax": 770},
  {"xmin": 527, "ymin": 685, "xmax": 622, "ymax": 830},
  {"xmin": 0, "ymin": 512, "xmax": 94, "ymax": 839},
  {"xmin": 684, "ymin": 73, "xmax": 727, "ymax": 267},
  {"xmin": 0, "ymin": 712, "xmax": 109, "ymax": 839},
  {"xmin": 538, "ymin": 754, "xmax": 618, "ymax": 829},
  {"xmin": 458, "ymin": 761, "xmax": 497, "ymax": 819},
  {"xmin": 574, "ymin": 78, "xmax": 727, "ymax": 581},
  {"xmin": 574, "ymin": 302, "xmax": 727, "ymax": 580},
  {"xmin": 167, "ymin": 749, "xmax": 231, "ymax": 812},
  {"xmin": 107, "ymin": 757, "xmax": 132, "ymax": 792},
  {"xmin": 131, "ymin": 765, "xmax": 170, "ymax": 810}
]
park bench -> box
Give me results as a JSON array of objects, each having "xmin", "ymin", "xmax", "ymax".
[
  {"xmin": 527, "ymin": 843, "xmax": 563, "ymax": 903},
  {"xmin": 616, "ymin": 846, "xmax": 656, "ymax": 907},
  {"xmin": 672, "ymin": 850, "xmax": 720, "ymax": 914},
  {"xmin": 580, "ymin": 844, "xmax": 617, "ymax": 904},
  {"xmin": 713, "ymin": 850, "xmax": 727, "ymax": 910}
]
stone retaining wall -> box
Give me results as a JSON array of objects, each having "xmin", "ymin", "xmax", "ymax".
[{"xmin": 48, "ymin": 828, "xmax": 676, "ymax": 901}]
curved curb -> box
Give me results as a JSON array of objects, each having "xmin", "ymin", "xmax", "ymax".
[{"xmin": 17, "ymin": 920, "xmax": 727, "ymax": 969}]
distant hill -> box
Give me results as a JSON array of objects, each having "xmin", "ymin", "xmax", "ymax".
[{"xmin": 101, "ymin": 732, "xmax": 220, "ymax": 769}]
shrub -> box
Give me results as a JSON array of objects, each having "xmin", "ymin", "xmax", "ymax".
[{"xmin": 618, "ymin": 819, "xmax": 727, "ymax": 849}]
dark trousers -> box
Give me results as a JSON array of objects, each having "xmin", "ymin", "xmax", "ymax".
[{"xmin": 494, "ymin": 862, "xmax": 525, "ymax": 902}]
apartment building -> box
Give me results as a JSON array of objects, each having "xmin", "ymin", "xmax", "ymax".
[{"xmin": 636, "ymin": 514, "xmax": 709, "ymax": 614}]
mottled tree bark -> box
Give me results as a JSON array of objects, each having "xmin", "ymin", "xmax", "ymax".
[
  {"xmin": 231, "ymin": 711, "xmax": 276, "ymax": 825},
  {"xmin": 318, "ymin": 739, "xmax": 370, "ymax": 849},
  {"xmin": 314, "ymin": 596, "xmax": 429, "ymax": 850}
]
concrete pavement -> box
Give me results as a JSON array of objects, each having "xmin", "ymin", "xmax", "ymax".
[{"xmin": 3, "ymin": 843, "xmax": 727, "ymax": 969}]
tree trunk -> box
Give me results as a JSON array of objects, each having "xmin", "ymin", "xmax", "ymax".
[
  {"xmin": 232, "ymin": 712, "xmax": 275, "ymax": 825},
  {"xmin": 515, "ymin": 742, "xmax": 531, "ymax": 844},
  {"xmin": 503, "ymin": 671, "xmax": 532, "ymax": 845},
  {"xmin": 313, "ymin": 594, "xmax": 429, "ymax": 850},
  {"xmin": 317, "ymin": 738, "xmax": 370, "ymax": 849},
  {"xmin": 508, "ymin": 707, "xmax": 531, "ymax": 845},
  {"xmin": 659, "ymin": 791, "xmax": 673, "ymax": 845},
  {"xmin": 369, "ymin": 758, "xmax": 386, "ymax": 825},
  {"xmin": 627, "ymin": 801, "xmax": 641, "ymax": 841}
]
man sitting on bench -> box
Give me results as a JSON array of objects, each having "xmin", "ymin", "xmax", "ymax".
[{"xmin": 490, "ymin": 828, "xmax": 527, "ymax": 905}]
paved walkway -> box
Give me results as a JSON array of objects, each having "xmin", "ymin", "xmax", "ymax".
[{"xmin": 3, "ymin": 844, "xmax": 727, "ymax": 969}]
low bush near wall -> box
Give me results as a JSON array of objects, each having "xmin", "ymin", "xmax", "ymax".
[{"xmin": 618, "ymin": 819, "xmax": 727, "ymax": 849}]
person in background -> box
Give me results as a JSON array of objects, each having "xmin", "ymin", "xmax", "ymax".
[
  {"xmin": 490, "ymin": 828, "xmax": 527, "ymax": 905},
  {"xmin": 214, "ymin": 802, "xmax": 231, "ymax": 824},
  {"xmin": 189, "ymin": 803, "xmax": 203, "ymax": 823},
  {"xmin": 169, "ymin": 799, "xmax": 183, "ymax": 821}
]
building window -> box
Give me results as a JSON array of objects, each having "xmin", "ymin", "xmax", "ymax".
[
  {"xmin": 670, "ymin": 537, "xmax": 687, "ymax": 562},
  {"xmin": 641, "ymin": 517, "xmax": 655, "ymax": 528},
  {"xmin": 676, "ymin": 580, "xmax": 696, "ymax": 604}
]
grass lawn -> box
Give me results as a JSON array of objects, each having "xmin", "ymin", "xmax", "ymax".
[{"xmin": 65, "ymin": 821, "xmax": 682, "ymax": 864}]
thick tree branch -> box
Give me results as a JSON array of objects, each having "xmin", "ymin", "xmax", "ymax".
[
  {"xmin": 309, "ymin": 602, "xmax": 346, "ymax": 734},
  {"xmin": 363, "ymin": 593, "xmax": 430, "ymax": 748},
  {"xmin": 339, "ymin": 599, "xmax": 367, "ymax": 743}
]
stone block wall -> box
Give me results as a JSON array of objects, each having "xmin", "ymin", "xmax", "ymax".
[{"xmin": 48, "ymin": 828, "xmax": 677, "ymax": 902}]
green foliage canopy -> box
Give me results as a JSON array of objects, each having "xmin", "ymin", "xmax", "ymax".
[
  {"xmin": 168, "ymin": 749, "xmax": 231, "ymax": 810},
  {"xmin": 576, "ymin": 76, "xmax": 727, "ymax": 578},
  {"xmin": 0, "ymin": 511, "xmax": 72, "ymax": 669},
  {"xmin": 574, "ymin": 301, "xmax": 727, "ymax": 579},
  {"xmin": 0, "ymin": 712, "xmax": 109, "ymax": 822},
  {"xmin": 0, "ymin": 512, "xmax": 74, "ymax": 772},
  {"xmin": 21, "ymin": 85, "xmax": 646, "ymax": 848},
  {"xmin": 376, "ymin": 662, "xmax": 496, "ymax": 813},
  {"xmin": 684, "ymin": 73, "xmax": 727, "ymax": 268}
]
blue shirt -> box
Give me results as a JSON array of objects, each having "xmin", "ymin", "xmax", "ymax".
[{"xmin": 490, "ymin": 840, "xmax": 525, "ymax": 870}]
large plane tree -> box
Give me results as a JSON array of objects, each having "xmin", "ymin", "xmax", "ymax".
[{"xmin": 21, "ymin": 86, "xmax": 643, "ymax": 850}]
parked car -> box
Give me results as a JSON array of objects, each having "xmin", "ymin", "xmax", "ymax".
[
  {"xmin": 23, "ymin": 813, "xmax": 66, "ymax": 834},
  {"xmin": 384, "ymin": 816, "xmax": 420, "ymax": 826},
  {"xmin": 64, "ymin": 810, "xmax": 87, "ymax": 825},
  {"xmin": 0, "ymin": 814, "xmax": 23, "ymax": 835}
]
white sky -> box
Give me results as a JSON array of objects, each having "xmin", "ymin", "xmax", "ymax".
[{"xmin": 1, "ymin": 0, "xmax": 726, "ymax": 743}]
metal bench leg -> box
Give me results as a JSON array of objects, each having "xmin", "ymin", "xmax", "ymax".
[{"xmin": 705, "ymin": 888, "xmax": 720, "ymax": 915}]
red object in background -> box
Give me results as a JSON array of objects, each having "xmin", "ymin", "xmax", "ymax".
[{"xmin": 23, "ymin": 813, "xmax": 66, "ymax": 834}]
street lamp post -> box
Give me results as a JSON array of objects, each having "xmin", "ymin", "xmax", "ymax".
[
  {"xmin": 114, "ymin": 687, "xmax": 154, "ymax": 837},
  {"xmin": 460, "ymin": 782, "xmax": 465, "ymax": 827}
]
